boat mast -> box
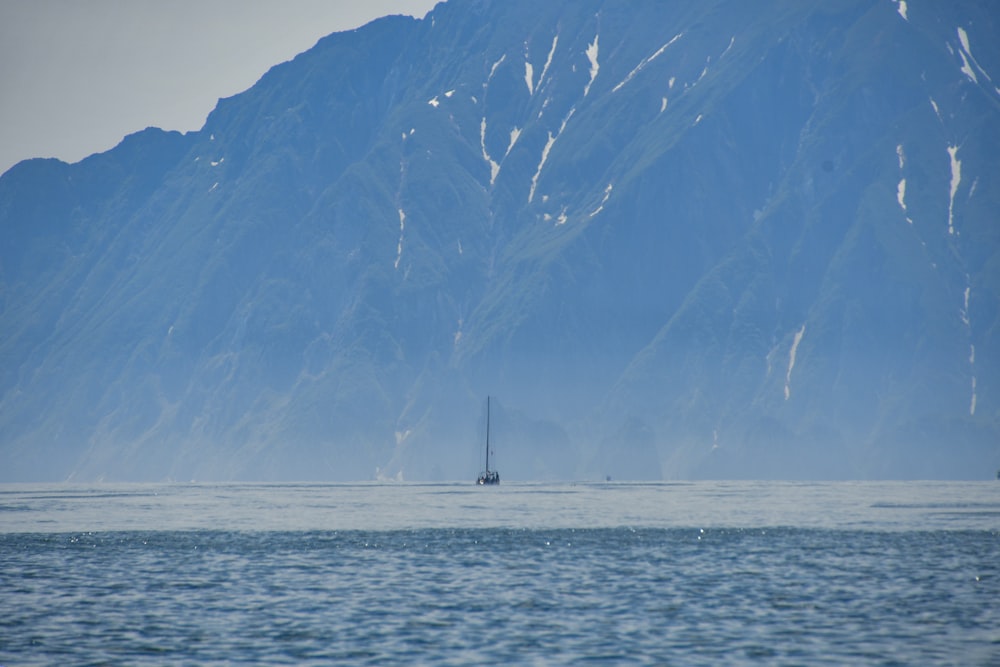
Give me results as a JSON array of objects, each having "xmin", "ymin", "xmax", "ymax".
[{"xmin": 485, "ymin": 396, "xmax": 491, "ymax": 473}]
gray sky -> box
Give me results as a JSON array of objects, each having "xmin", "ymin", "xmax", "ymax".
[{"xmin": 0, "ymin": 0, "xmax": 439, "ymax": 176}]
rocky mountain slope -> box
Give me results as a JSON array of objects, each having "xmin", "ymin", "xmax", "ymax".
[{"xmin": 2, "ymin": 0, "xmax": 998, "ymax": 481}]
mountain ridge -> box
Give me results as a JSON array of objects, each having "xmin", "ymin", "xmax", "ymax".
[{"xmin": 2, "ymin": 0, "xmax": 998, "ymax": 481}]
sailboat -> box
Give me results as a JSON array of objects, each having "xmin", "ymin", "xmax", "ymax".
[{"xmin": 476, "ymin": 396, "xmax": 500, "ymax": 485}]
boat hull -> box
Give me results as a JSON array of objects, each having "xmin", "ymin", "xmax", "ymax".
[{"xmin": 477, "ymin": 471, "xmax": 499, "ymax": 485}]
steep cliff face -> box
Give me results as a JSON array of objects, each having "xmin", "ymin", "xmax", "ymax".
[{"xmin": 2, "ymin": 0, "xmax": 998, "ymax": 481}]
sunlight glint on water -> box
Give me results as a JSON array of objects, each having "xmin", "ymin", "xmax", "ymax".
[{"xmin": 2, "ymin": 481, "xmax": 998, "ymax": 665}]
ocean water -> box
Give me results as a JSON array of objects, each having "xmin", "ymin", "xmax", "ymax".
[{"xmin": 1, "ymin": 481, "xmax": 998, "ymax": 665}]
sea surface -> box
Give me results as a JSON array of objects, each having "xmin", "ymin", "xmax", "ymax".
[{"xmin": 2, "ymin": 481, "xmax": 999, "ymax": 665}]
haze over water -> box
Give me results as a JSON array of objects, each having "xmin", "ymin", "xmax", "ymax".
[{"xmin": 2, "ymin": 481, "xmax": 999, "ymax": 664}]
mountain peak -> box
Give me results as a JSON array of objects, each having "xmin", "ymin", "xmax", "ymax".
[{"xmin": 2, "ymin": 0, "xmax": 998, "ymax": 482}]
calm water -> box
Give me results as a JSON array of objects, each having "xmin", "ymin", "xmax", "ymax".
[{"xmin": 2, "ymin": 481, "xmax": 999, "ymax": 665}]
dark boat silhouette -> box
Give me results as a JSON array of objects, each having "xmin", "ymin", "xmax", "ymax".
[{"xmin": 476, "ymin": 396, "xmax": 499, "ymax": 485}]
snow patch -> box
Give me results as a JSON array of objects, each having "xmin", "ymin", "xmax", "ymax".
[
  {"xmin": 584, "ymin": 35, "xmax": 600, "ymax": 96},
  {"xmin": 697, "ymin": 59, "xmax": 710, "ymax": 84},
  {"xmin": 784, "ymin": 324, "xmax": 806, "ymax": 401},
  {"xmin": 394, "ymin": 209, "xmax": 406, "ymax": 270},
  {"xmin": 955, "ymin": 27, "xmax": 998, "ymax": 93},
  {"xmin": 896, "ymin": 144, "xmax": 913, "ymax": 219},
  {"xmin": 958, "ymin": 27, "xmax": 971, "ymax": 55},
  {"xmin": 525, "ymin": 55, "xmax": 535, "ymax": 96},
  {"xmin": 528, "ymin": 109, "xmax": 575, "ymax": 203},
  {"xmin": 957, "ymin": 47, "xmax": 978, "ymax": 83},
  {"xmin": 489, "ymin": 55, "xmax": 506, "ymax": 80},
  {"xmin": 721, "ymin": 36, "xmax": 735, "ymax": 57},
  {"xmin": 505, "ymin": 127, "xmax": 521, "ymax": 158},
  {"xmin": 480, "ymin": 118, "xmax": 501, "ymax": 185},
  {"xmin": 961, "ymin": 285, "xmax": 971, "ymax": 325},
  {"xmin": 929, "ymin": 97, "xmax": 941, "ymax": 120},
  {"xmin": 479, "ymin": 121, "xmax": 520, "ymax": 186},
  {"xmin": 538, "ymin": 36, "xmax": 558, "ymax": 91},
  {"xmin": 896, "ymin": 146, "xmax": 910, "ymax": 221},
  {"xmin": 612, "ymin": 33, "xmax": 683, "ymax": 93},
  {"xmin": 530, "ymin": 132, "xmax": 557, "ymax": 203},
  {"xmin": 947, "ymin": 144, "xmax": 961, "ymax": 235},
  {"xmin": 589, "ymin": 183, "xmax": 613, "ymax": 217},
  {"xmin": 962, "ymin": 282, "xmax": 974, "ymax": 414}
]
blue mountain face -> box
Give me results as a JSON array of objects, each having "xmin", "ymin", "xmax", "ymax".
[{"xmin": 2, "ymin": 0, "xmax": 998, "ymax": 481}]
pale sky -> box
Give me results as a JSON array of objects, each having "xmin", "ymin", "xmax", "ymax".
[{"xmin": 0, "ymin": 0, "xmax": 439, "ymax": 176}]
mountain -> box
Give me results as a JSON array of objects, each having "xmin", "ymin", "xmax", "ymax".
[{"xmin": 2, "ymin": 0, "xmax": 998, "ymax": 482}]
